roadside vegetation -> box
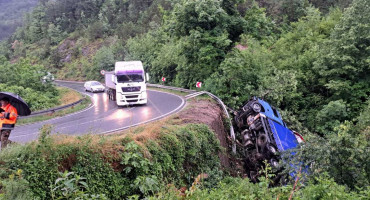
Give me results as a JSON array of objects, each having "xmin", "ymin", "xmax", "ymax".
[
  {"xmin": 0, "ymin": 0, "xmax": 368, "ymax": 199},
  {"xmin": 0, "ymin": 56, "xmax": 59, "ymax": 111},
  {"xmin": 1, "ymin": 99, "xmax": 368, "ymax": 199},
  {"xmin": 0, "ymin": 100, "xmax": 223, "ymax": 199},
  {"xmin": 17, "ymin": 98, "xmax": 90, "ymax": 126},
  {"xmin": 57, "ymin": 87, "xmax": 82, "ymax": 106}
]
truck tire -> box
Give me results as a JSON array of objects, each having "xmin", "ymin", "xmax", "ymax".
[
  {"xmin": 257, "ymin": 134, "xmax": 268, "ymax": 148},
  {"xmin": 112, "ymin": 92, "xmax": 116, "ymax": 101}
]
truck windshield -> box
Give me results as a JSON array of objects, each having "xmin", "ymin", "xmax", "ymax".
[{"xmin": 117, "ymin": 74, "xmax": 144, "ymax": 83}]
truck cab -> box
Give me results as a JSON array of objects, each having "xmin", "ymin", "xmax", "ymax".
[
  {"xmin": 234, "ymin": 97, "xmax": 305, "ymax": 182},
  {"xmin": 105, "ymin": 61, "xmax": 148, "ymax": 106}
]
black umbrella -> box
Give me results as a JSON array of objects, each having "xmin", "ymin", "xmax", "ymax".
[{"xmin": 0, "ymin": 92, "xmax": 31, "ymax": 116}]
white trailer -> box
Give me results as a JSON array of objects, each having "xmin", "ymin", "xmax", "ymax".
[{"xmin": 105, "ymin": 61, "xmax": 148, "ymax": 106}]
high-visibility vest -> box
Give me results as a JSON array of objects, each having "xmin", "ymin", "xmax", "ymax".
[{"xmin": 0, "ymin": 104, "xmax": 18, "ymax": 130}]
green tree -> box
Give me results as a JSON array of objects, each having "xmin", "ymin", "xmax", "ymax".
[
  {"xmin": 84, "ymin": 46, "xmax": 115, "ymax": 80},
  {"xmin": 26, "ymin": 6, "xmax": 47, "ymax": 43},
  {"xmin": 314, "ymin": 0, "xmax": 370, "ymax": 120},
  {"xmin": 170, "ymin": 0, "xmax": 230, "ymax": 37},
  {"xmin": 309, "ymin": 0, "xmax": 353, "ymax": 13},
  {"xmin": 281, "ymin": 0, "xmax": 308, "ymax": 22},
  {"xmin": 205, "ymin": 37, "xmax": 274, "ymax": 108},
  {"xmin": 0, "ymin": 56, "xmax": 59, "ymax": 110},
  {"xmin": 244, "ymin": 2, "xmax": 278, "ymax": 43},
  {"xmin": 271, "ymin": 7, "xmax": 343, "ymax": 130},
  {"xmin": 315, "ymin": 100, "xmax": 348, "ymax": 134},
  {"xmin": 175, "ymin": 30, "xmax": 231, "ymax": 88},
  {"xmin": 125, "ymin": 29, "xmax": 167, "ymax": 81},
  {"xmin": 289, "ymin": 119, "xmax": 369, "ymax": 190},
  {"xmin": 47, "ymin": 23, "xmax": 65, "ymax": 45}
]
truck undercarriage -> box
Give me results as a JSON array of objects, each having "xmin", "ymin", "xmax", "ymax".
[{"xmin": 234, "ymin": 97, "xmax": 303, "ymax": 183}]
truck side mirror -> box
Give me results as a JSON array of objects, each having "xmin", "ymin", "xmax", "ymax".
[{"xmin": 146, "ymin": 73, "xmax": 150, "ymax": 82}]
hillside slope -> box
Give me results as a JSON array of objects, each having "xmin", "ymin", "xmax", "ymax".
[{"xmin": 0, "ymin": 0, "xmax": 38, "ymax": 40}]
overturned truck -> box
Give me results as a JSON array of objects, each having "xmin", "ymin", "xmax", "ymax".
[{"xmin": 234, "ymin": 97, "xmax": 304, "ymax": 182}]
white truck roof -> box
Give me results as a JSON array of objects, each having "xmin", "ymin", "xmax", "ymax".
[{"xmin": 115, "ymin": 61, "xmax": 143, "ymax": 75}]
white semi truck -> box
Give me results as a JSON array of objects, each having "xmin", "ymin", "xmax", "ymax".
[{"xmin": 105, "ymin": 61, "xmax": 148, "ymax": 106}]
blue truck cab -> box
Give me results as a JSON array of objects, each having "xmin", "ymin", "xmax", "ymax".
[{"xmin": 257, "ymin": 99, "xmax": 301, "ymax": 152}]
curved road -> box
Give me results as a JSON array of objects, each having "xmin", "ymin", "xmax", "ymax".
[{"xmin": 10, "ymin": 81, "xmax": 185, "ymax": 143}]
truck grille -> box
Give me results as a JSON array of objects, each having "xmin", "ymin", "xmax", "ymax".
[
  {"xmin": 127, "ymin": 99, "xmax": 138, "ymax": 103},
  {"xmin": 126, "ymin": 95, "xmax": 138, "ymax": 99},
  {"xmin": 122, "ymin": 86, "xmax": 141, "ymax": 92}
]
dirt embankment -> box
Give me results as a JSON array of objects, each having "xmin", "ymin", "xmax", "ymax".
[{"xmin": 173, "ymin": 99, "xmax": 233, "ymax": 171}]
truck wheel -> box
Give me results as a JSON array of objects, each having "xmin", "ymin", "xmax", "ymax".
[
  {"xmin": 257, "ymin": 134, "xmax": 268, "ymax": 148},
  {"xmin": 252, "ymin": 103, "xmax": 261, "ymax": 113}
]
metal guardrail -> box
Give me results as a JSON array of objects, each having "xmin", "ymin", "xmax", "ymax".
[
  {"xmin": 19, "ymin": 80, "xmax": 87, "ymax": 118},
  {"xmin": 20, "ymin": 97, "xmax": 86, "ymax": 119},
  {"xmin": 147, "ymin": 83, "xmax": 237, "ymax": 154}
]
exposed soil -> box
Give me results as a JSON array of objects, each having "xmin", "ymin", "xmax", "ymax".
[
  {"xmin": 173, "ymin": 98, "xmax": 233, "ymax": 171},
  {"xmin": 58, "ymin": 154, "xmax": 77, "ymax": 172}
]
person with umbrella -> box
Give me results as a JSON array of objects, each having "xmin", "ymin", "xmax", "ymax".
[
  {"xmin": 0, "ymin": 92, "xmax": 30, "ymax": 149},
  {"xmin": 0, "ymin": 97, "xmax": 18, "ymax": 149}
]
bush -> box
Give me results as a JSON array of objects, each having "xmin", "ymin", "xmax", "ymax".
[
  {"xmin": 0, "ymin": 57, "xmax": 60, "ymax": 111},
  {"xmin": 0, "ymin": 124, "xmax": 222, "ymax": 199},
  {"xmin": 285, "ymin": 120, "xmax": 369, "ymax": 190},
  {"xmin": 71, "ymin": 148, "xmax": 128, "ymax": 199},
  {"xmin": 151, "ymin": 174, "xmax": 369, "ymax": 200},
  {"xmin": 87, "ymin": 21, "xmax": 107, "ymax": 41},
  {"xmin": 0, "ymin": 169, "xmax": 33, "ymax": 200},
  {"xmin": 147, "ymin": 124, "xmax": 222, "ymax": 187}
]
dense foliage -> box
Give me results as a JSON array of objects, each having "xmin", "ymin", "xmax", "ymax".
[
  {"xmin": 0, "ymin": 124, "xmax": 222, "ymax": 199},
  {"xmin": 126, "ymin": 0, "xmax": 369, "ymax": 137},
  {"xmin": 0, "ymin": 56, "xmax": 59, "ymax": 111},
  {"xmin": 0, "ymin": 0, "xmax": 368, "ymax": 198},
  {"xmin": 151, "ymin": 176, "xmax": 368, "ymax": 199},
  {"xmin": 127, "ymin": 0, "xmax": 370, "ymax": 194}
]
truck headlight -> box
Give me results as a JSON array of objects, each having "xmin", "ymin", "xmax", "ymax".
[{"xmin": 142, "ymin": 91, "xmax": 147, "ymax": 99}]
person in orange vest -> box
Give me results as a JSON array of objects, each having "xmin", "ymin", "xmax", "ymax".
[{"xmin": 0, "ymin": 97, "xmax": 18, "ymax": 149}]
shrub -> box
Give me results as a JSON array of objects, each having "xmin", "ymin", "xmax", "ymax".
[{"xmin": 0, "ymin": 124, "xmax": 223, "ymax": 199}]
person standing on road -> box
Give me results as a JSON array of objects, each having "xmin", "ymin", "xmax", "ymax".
[{"xmin": 0, "ymin": 97, "xmax": 18, "ymax": 149}]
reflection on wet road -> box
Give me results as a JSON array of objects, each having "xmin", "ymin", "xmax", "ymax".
[{"xmin": 10, "ymin": 81, "xmax": 185, "ymax": 143}]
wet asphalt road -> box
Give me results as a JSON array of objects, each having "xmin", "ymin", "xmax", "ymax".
[{"xmin": 10, "ymin": 81, "xmax": 185, "ymax": 143}]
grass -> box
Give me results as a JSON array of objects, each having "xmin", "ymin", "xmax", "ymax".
[
  {"xmin": 147, "ymin": 86, "xmax": 213, "ymax": 102},
  {"xmin": 57, "ymin": 87, "xmax": 82, "ymax": 105},
  {"xmin": 17, "ymin": 97, "xmax": 91, "ymax": 125},
  {"xmin": 147, "ymin": 86, "xmax": 189, "ymax": 96}
]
